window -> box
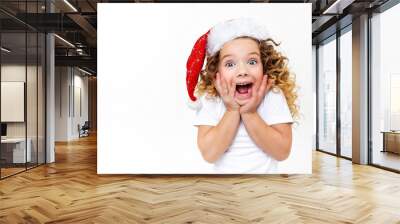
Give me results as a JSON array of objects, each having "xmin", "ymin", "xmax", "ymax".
[
  {"xmin": 340, "ymin": 28, "xmax": 352, "ymax": 158},
  {"xmin": 0, "ymin": 1, "xmax": 46, "ymax": 179},
  {"xmin": 318, "ymin": 36, "xmax": 337, "ymax": 155},
  {"xmin": 371, "ymin": 3, "xmax": 400, "ymax": 171}
]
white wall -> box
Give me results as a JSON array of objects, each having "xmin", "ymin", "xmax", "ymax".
[
  {"xmin": 1, "ymin": 65, "xmax": 40, "ymax": 137},
  {"xmin": 1, "ymin": 65, "xmax": 26, "ymax": 133},
  {"xmin": 1, "ymin": 65, "xmax": 29, "ymax": 141},
  {"xmin": 55, "ymin": 66, "xmax": 69, "ymax": 141},
  {"xmin": 55, "ymin": 67, "xmax": 89, "ymax": 141},
  {"xmin": 72, "ymin": 72, "xmax": 89, "ymax": 138}
]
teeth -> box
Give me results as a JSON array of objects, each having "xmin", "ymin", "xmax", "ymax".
[{"xmin": 237, "ymin": 82, "xmax": 250, "ymax": 86}]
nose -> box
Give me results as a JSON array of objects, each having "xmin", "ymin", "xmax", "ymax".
[{"xmin": 236, "ymin": 61, "xmax": 248, "ymax": 77}]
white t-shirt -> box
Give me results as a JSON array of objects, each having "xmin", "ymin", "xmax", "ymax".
[{"xmin": 193, "ymin": 88, "xmax": 293, "ymax": 174}]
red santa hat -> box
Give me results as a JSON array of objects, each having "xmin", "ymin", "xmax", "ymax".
[{"xmin": 186, "ymin": 18, "xmax": 270, "ymax": 110}]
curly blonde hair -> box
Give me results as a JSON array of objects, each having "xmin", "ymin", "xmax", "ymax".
[{"xmin": 195, "ymin": 37, "xmax": 299, "ymax": 119}]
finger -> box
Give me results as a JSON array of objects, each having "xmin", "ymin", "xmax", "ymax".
[
  {"xmin": 221, "ymin": 76, "xmax": 228, "ymax": 95},
  {"xmin": 258, "ymin": 75, "xmax": 268, "ymax": 97},
  {"xmin": 229, "ymin": 79, "xmax": 236, "ymax": 97},
  {"xmin": 239, "ymin": 104, "xmax": 245, "ymax": 113},
  {"xmin": 265, "ymin": 78, "xmax": 274, "ymax": 94}
]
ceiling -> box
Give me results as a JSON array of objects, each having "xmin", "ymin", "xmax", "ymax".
[{"xmin": 0, "ymin": 0, "xmax": 392, "ymax": 75}]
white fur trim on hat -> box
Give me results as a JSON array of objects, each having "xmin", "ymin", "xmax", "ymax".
[
  {"xmin": 207, "ymin": 18, "xmax": 270, "ymax": 56},
  {"xmin": 187, "ymin": 98, "xmax": 202, "ymax": 111}
]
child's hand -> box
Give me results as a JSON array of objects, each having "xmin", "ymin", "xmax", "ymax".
[
  {"xmin": 239, "ymin": 75, "xmax": 274, "ymax": 115},
  {"xmin": 215, "ymin": 73, "xmax": 240, "ymax": 112}
]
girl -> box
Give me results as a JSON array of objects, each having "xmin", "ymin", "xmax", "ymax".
[{"xmin": 186, "ymin": 18, "xmax": 298, "ymax": 173}]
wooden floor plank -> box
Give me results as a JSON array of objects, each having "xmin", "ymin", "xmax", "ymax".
[{"xmin": 0, "ymin": 134, "xmax": 400, "ymax": 223}]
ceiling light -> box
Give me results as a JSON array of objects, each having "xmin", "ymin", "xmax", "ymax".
[
  {"xmin": 63, "ymin": 0, "xmax": 78, "ymax": 12},
  {"xmin": 322, "ymin": 0, "xmax": 355, "ymax": 15},
  {"xmin": 1, "ymin": 47, "xmax": 11, "ymax": 53},
  {"xmin": 78, "ymin": 67, "xmax": 93, "ymax": 76},
  {"xmin": 54, "ymin": 34, "xmax": 75, "ymax": 48}
]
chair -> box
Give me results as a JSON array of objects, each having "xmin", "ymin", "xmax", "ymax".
[{"xmin": 79, "ymin": 121, "xmax": 90, "ymax": 138}]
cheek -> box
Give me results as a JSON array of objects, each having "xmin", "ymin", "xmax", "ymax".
[
  {"xmin": 253, "ymin": 73, "xmax": 264, "ymax": 86},
  {"xmin": 220, "ymin": 71, "xmax": 234, "ymax": 82},
  {"xmin": 252, "ymin": 67, "xmax": 264, "ymax": 80},
  {"xmin": 256, "ymin": 65, "xmax": 264, "ymax": 75},
  {"xmin": 249, "ymin": 63, "xmax": 263, "ymax": 74}
]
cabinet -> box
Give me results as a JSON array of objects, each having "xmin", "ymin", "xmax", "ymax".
[{"xmin": 382, "ymin": 131, "xmax": 400, "ymax": 154}]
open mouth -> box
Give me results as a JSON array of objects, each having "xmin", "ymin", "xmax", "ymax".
[{"xmin": 235, "ymin": 82, "xmax": 253, "ymax": 95}]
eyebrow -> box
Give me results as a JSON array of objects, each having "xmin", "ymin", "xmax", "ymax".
[
  {"xmin": 220, "ymin": 52, "xmax": 260, "ymax": 61},
  {"xmin": 247, "ymin": 52, "xmax": 260, "ymax": 57}
]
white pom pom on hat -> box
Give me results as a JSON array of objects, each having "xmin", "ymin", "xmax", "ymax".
[
  {"xmin": 186, "ymin": 18, "xmax": 271, "ymax": 110},
  {"xmin": 186, "ymin": 97, "xmax": 203, "ymax": 111}
]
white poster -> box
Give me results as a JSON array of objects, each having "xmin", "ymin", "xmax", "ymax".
[{"xmin": 98, "ymin": 3, "xmax": 312, "ymax": 174}]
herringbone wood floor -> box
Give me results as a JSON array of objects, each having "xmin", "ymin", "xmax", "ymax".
[{"xmin": 1, "ymin": 134, "xmax": 400, "ymax": 224}]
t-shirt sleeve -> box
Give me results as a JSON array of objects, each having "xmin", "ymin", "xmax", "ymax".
[
  {"xmin": 192, "ymin": 95, "xmax": 220, "ymax": 126},
  {"xmin": 261, "ymin": 89, "xmax": 294, "ymax": 125}
]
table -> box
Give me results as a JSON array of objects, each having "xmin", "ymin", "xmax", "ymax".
[{"xmin": 1, "ymin": 138, "xmax": 32, "ymax": 163}]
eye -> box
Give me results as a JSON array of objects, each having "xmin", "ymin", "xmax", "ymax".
[
  {"xmin": 248, "ymin": 58, "xmax": 258, "ymax": 65},
  {"xmin": 224, "ymin": 61, "xmax": 235, "ymax": 68}
]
